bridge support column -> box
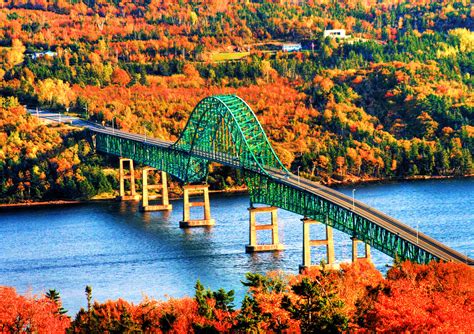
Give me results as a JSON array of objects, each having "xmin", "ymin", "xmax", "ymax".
[
  {"xmin": 179, "ymin": 185, "xmax": 215, "ymax": 228},
  {"xmin": 351, "ymin": 237, "xmax": 371, "ymax": 262},
  {"xmin": 299, "ymin": 218, "xmax": 336, "ymax": 272},
  {"xmin": 118, "ymin": 158, "xmax": 139, "ymax": 201},
  {"xmin": 140, "ymin": 168, "xmax": 172, "ymax": 212},
  {"xmin": 245, "ymin": 206, "xmax": 284, "ymax": 253}
]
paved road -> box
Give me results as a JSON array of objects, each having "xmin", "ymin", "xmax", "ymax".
[{"xmin": 30, "ymin": 109, "xmax": 474, "ymax": 266}]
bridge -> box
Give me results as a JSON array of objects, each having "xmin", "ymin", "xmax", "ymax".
[{"xmin": 32, "ymin": 95, "xmax": 474, "ymax": 268}]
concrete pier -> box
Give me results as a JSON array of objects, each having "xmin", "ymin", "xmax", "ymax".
[
  {"xmin": 351, "ymin": 237, "xmax": 371, "ymax": 262},
  {"xmin": 245, "ymin": 206, "xmax": 284, "ymax": 253},
  {"xmin": 140, "ymin": 168, "xmax": 172, "ymax": 212},
  {"xmin": 299, "ymin": 217, "xmax": 336, "ymax": 272},
  {"xmin": 118, "ymin": 158, "xmax": 139, "ymax": 201},
  {"xmin": 179, "ymin": 184, "xmax": 215, "ymax": 228}
]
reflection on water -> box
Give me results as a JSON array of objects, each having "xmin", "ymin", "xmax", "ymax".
[{"xmin": 0, "ymin": 178, "xmax": 472, "ymax": 314}]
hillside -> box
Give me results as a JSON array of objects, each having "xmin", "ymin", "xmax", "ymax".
[{"xmin": 0, "ymin": 0, "xmax": 472, "ymax": 202}]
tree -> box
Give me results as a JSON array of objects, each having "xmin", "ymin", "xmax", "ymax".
[
  {"xmin": 236, "ymin": 272, "xmax": 296, "ymax": 332},
  {"xmin": 0, "ymin": 287, "xmax": 70, "ymax": 332},
  {"xmin": 5, "ymin": 39, "xmax": 25, "ymax": 69},
  {"xmin": 358, "ymin": 261, "xmax": 474, "ymax": 332},
  {"xmin": 36, "ymin": 78, "xmax": 75, "ymax": 108},
  {"xmin": 111, "ymin": 67, "xmax": 131, "ymax": 86},
  {"xmin": 261, "ymin": 60, "xmax": 276, "ymax": 83},
  {"xmin": 284, "ymin": 273, "xmax": 349, "ymax": 333},
  {"xmin": 416, "ymin": 112, "xmax": 438, "ymax": 140},
  {"xmin": 45, "ymin": 289, "xmax": 68, "ymax": 315},
  {"xmin": 193, "ymin": 280, "xmax": 235, "ymax": 332},
  {"xmin": 85, "ymin": 285, "xmax": 92, "ymax": 314}
]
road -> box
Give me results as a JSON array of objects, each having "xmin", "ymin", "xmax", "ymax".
[{"xmin": 30, "ymin": 109, "xmax": 474, "ymax": 266}]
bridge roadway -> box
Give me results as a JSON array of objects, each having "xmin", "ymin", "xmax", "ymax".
[{"xmin": 31, "ymin": 109, "xmax": 474, "ymax": 266}]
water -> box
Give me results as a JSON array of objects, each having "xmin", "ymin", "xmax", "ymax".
[{"xmin": 0, "ymin": 179, "xmax": 472, "ymax": 315}]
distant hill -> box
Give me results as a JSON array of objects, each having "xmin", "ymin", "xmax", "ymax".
[{"xmin": 0, "ymin": 0, "xmax": 472, "ymax": 201}]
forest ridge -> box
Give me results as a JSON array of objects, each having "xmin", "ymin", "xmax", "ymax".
[{"xmin": 0, "ymin": 0, "xmax": 473, "ymax": 203}]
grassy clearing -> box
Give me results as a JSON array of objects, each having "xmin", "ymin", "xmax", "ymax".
[{"xmin": 211, "ymin": 51, "xmax": 250, "ymax": 62}]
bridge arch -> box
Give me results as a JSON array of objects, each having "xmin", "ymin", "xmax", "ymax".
[{"xmin": 172, "ymin": 95, "xmax": 288, "ymax": 177}]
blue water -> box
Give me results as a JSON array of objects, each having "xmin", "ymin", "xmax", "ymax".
[{"xmin": 0, "ymin": 179, "xmax": 472, "ymax": 314}]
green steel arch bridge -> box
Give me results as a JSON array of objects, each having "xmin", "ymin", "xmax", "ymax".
[{"xmin": 33, "ymin": 95, "xmax": 473, "ymax": 266}]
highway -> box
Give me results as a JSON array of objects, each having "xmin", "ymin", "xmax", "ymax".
[{"xmin": 30, "ymin": 109, "xmax": 474, "ymax": 266}]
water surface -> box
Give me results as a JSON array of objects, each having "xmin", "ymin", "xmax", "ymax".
[{"xmin": 0, "ymin": 179, "xmax": 472, "ymax": 314}]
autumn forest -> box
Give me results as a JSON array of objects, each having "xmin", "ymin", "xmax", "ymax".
[
  {"xmin": 1, "ymin": 261, "xmax": 473, "ymax": 333},
  {"xmin": 0, "ymin": 0, "xmax": 472, "ymax": 203},
  {"xmin": 0, "ymin": 0, "xmax": 473, "ymax": 332}
]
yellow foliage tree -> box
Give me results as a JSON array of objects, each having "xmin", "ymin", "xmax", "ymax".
[
  {"xmin": 261, "ymin": 60, "xmax": 276, "ymax": 83},
  {"xmin": 449, "ymin": 28, "xmax": 474, "ymax": 52},
  {"xmin": 5, "ymin": 39, "xmax": 25, "ymax": 69},
  {"xmin": 36, "ymin": 78, "xmax": 75, "ymax": 108}
]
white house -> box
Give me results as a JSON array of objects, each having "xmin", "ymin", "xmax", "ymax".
[
  {"xmin": 29, "ymin": 51, "xmax": 58, "ymax": 60},
  {"xmin": 282, "ymin": 43, "xmax": 302, "ymax": 52}
]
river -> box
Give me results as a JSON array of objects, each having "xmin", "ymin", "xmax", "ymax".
[{"xmin": 1, "ymin": 178, "xmax": 472, "ymax": 315}]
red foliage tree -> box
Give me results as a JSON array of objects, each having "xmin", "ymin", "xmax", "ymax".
[
  {"xmin": 358, "ymin": 261, "xmax": 474, "ymax": 332},
  {"xmin": 0, "ymin": 287, "xmax": 70, "ymax": 333},
  {"xmin": 111, "ymin": 67, "xmax": 131, "ymax": 86}
]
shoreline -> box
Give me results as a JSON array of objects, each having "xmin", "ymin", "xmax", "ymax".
[
  {"xmin": 1, "ymin": 175, "xmax": 471, "ymax": 211},
  {"xmin": 329, "ymin": 174, "xmax": 473, "ymax": 188}
]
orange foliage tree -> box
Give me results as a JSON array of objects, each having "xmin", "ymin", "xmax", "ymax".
[{"xmin": 0, "ymin": 287, "xmax": 70, "ymax": 333}]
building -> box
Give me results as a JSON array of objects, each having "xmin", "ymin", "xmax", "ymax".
[
  {"xmin": 282, "ymin": 43, "xmax": 302, "ymax": 52},
  {"xmin": 29, "ymin": 51, "xmax": 58, "ymax": 60},
  {"xmin": 323, "ymin": 29, "xmax": 350, "ymax": 39}
]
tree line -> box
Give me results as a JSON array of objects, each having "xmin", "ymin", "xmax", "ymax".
[{"xmin": 0, "ymin": 260, "xmax": 472, "ymax": 333}]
